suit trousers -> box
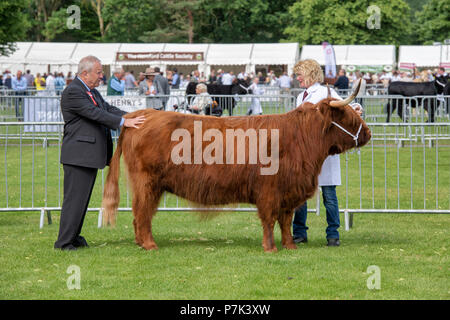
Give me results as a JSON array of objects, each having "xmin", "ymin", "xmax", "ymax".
[{"xmin": 54, "ymin": 164, "xmax": 98, "ymax": 249}]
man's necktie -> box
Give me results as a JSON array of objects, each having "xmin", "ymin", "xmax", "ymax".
[
  {"xmin": 86, "ymin": 91, "xmax": 98, "ymax": 106},
  {"xmin": 302, "ymin": 90, "xmax": 308, "ymax": 102}
]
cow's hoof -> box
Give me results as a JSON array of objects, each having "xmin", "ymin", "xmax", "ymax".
[
  {"xmin": 264, "ymin": 247, "xmax": 278, "ymax": 253},
  {"xmin": 283, "ymin": 243, "xmax": 297, "ymax": 250},
  {"xmin": 141, "ymin": 242, "xmax": 158, "ymax": 250}
]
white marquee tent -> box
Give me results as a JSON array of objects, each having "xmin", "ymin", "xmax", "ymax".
[
  {"xmin": 300, "ymin": 45, "xmax": 396, "ymax": 72},
  {"xmin": 0, "ymin": 42, "xmax": 300, "ymax": 76},
  {"xmin": 398, "ymin": 45, "xmax": 450, "ymax": 67}
]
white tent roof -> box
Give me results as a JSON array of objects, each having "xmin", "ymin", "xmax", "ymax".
[
  {"xmin": 0, "ymin": 42, "xmax": 32, "ymax": 64},
  {"xmin": 251, "ymin": 43, "xmax": 299, "ymax": 65},
  {"xmin": 300, "ymin": 45, "xmax": 396, "ymax": 66},
  {"xmin": 206, "ymin": 43, "xmax": 253, "ymax": 65},
  {"xmin": 26, "ymin": 42, "xmax": 76, "ymax": 64},
  {"xmin": 71, "ymin": 43, "xmax": 121, "ymax": 65},
  {"xmin": 0, "ymin": 41, "xmax": 300, "ymax": 73},
  {"xmin": 398, "ymin": 45, "xmax": 450, "ymax": 67}
]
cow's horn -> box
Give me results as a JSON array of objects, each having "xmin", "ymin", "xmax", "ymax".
[{"xmin": 329, "ymin": 79, "xmax": 362, "ymax": 107}]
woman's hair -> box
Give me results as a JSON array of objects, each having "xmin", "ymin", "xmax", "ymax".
[
  {"xmin": 196, "ymin": 83, "xmax": 207, "ymax": 93},
  {"xmin": 293, "ymin": 59, "xmax": 324, "ymax": 86}
]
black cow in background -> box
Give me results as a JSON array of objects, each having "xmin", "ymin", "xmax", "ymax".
[
  {"xmin": 385, "ymin": 79, "xmax": 447, "ymax": 123},
  {"xmin": 185, "ymin": 78, "xmax": 251, "ymax": 116}
]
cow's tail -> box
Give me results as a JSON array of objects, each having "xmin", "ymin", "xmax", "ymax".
[{"xmin": 102, "ymin": 130, "xmax": 124, "ymax": 227}]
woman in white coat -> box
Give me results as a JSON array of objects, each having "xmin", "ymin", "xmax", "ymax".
[
  {"xmin": 246, "ymin": 77, "xmax": 263, "ymax": 115},
  {"xmin": 292, "ymin": 59, "xmax": 362, "ymax": 247}
]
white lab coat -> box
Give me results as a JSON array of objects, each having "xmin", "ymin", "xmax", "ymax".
[
  {"xmin": 296, "ymin": 82, "xmax": 342, "ymax": 186},
  {"xmin": 248, "ymin": 83, "xmax": 263, "ymax": 115}
]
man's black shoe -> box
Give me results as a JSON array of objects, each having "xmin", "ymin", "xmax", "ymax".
[
  {"xmin": 327, "ymin": 238, "xmax": 340, "ymax": 247},
  {"xmin": 73, "ymin": 236, "xmax": 89, "ymax": 248},
  {"xmin": 293, "ymin": 237, "xmax": 308, "ymax": 244},
  {"xmin": 58, "ymin": 244, "xmax": 77, "ymax": 251}
]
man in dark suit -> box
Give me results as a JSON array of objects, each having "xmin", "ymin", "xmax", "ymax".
[
  {"xmin": 334, "ymin": 69, "xmax": 349, "ymax": 90},
  {"xmin": 54, "ymin": 55, "xmax": 145, "ymax": 251},
  {"xmin": 153, "ymin": 66, "xmax": 170, "ymax": 109}
]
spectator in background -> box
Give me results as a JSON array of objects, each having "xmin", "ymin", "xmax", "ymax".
[
  {"xmin": 24, "ymin": 70, "xmax": 34, "ymax": 88},
  {"xmin": 12, "ymin": 70, "xmax": 27, "ymax": 90},
  {"xmin": 12, "ymin": 70, "xmax": 27, "ymax": 120},
  {"xmin": 379, "ymin": 71, "xmax": 391, "ymax": 87},
  {"xmin": 55, "ymin": 72, "xmax": 66, "ymax": 95},
  {"xmin": 246, "ymin": 77, "xmax": 263, "ymax": 115},
  {"xmin": 139, "ymin": 67, "xmax": 164, "ymax": 110},
  {"xmin": 4, "ymin": 73, "xmax": 12, "ymax": 89},
  {"xmin": 221, "ymin": 70, "xmax": 233, "ymax": 85},
  {"xmin": 124, "ymin": 70, "xmax": 138, "ymax": 89},
  {"xmin": 334, "ymin": 69, "xmax": 349, "ymax": 90},
  {"xmin": 237, "ymin": 69, "xmax": 247, "ymax": 80},
  {"xmin": 166, "ymin": 70, "xmax": 173, "ymax": 86},
  {"xmin": 191, "ymin": 70, "xmax": 200, "ymax": 82},
  {"xmin": 257, "ymin": 72, "xmax": 265, "ymax": 83},
  {"xmin": 278, "ymin": 71, "xmax": 291, "ymax": 94},
  {"xmin": 290, "ymin": 73, "xmax": 301, "ymax": 97},
  {"xmin": 435, "ymin": 67, "xmax": 449, "ymax": 84},
  {"xmin": 107, "ymin": 68, "xmax": 125, "ymax": 96},
  {"xmin": 171, "ymin": 68, "xmax": 180, "ymax": 88},
  {"xmin": 46, "ymin": 72, "xmax": 56, "ymax": 95},
  {"xmin": 66, "ymin": 71, "xmax": 75, "ymax": 85},
  {"xmin": 154, "ymin": 66, "xmax": 170, "ymax": 108},
  {"xmin": 137, "ymin": 72, "xmax": 145, "ymax": 85},
  {"xmin": 180, "ymin": 73, "xmax": 190, "ymax": 88},
  {"xmin": 189, "ymin": 83, "xmax": 212, "ymax": 115},
  {"xmin": 391, "ymin": 70, "xmax": 401, "ymax": 82},
  {"xmin": 216, "ymin": 69, "xmax": 224, "ymax": 84},
  {"xmin": 34, "ymin": 73, "xmax": 46, "ymax": 91},
  {"xmin": 208, "ymin": 69, "xmax": 217, "ymax": 84},
  {"xmin": 0, "ymin": 75, "xmax": 3, "ymax": 87}
]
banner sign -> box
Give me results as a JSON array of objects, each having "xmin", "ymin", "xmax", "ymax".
[
  {"xmin": 23, "ymin": 96, "xmax": 147, "ymax": 132},
  {"xmin": 116, "ymin": 52, "xmax": 204, "ymax": 62},
  {"xmin": 322, "ymin": 42, "xmax": 337, "ymax": 78},
  {"xmin": 399, "ymin": 63, "xmax": 416, "ymax": 72},
  {"xmin": 104, "ymin": 96, "xmax": 147, "ymax": 113},
  {"xmin": 440, "ymin": 62, "xmax": 450, "ymax": 71},
  {"xmin": 345, "ymin": 65, "xmax": 386, "ymax": 73},
  {"xmin": 24, "ymin": 97, "xmax": 62, "ymax": 132}
]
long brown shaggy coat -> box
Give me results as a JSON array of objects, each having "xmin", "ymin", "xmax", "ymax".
[{"xmin": 102, "ymin": 98, "xmax": 371, "ymax": 252}]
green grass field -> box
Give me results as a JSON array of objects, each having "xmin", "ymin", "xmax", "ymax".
[
  {"xmin": 1, "ymin": 117, "xmax": 449, "ymax": 300},
  {"xmin": 0, "ymin": 208, "xmax": 448, "ymax": 299}
]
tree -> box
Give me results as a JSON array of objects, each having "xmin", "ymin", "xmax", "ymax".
[
  {"xmin": 88, "ymin": 0, "xmax": 109, "ymax": 39},
  {"xmin": 415, "ymin": 0, "xmax": 450, "ymax": 44},
  {"xmin": 198, "ymin": 0, "xmax": 296, "ymax": 43},
  {"xmin": 28, "ymin": 0, "xmax": 63, "ymax": 41},
  {"xmin": 139, "ymin": 0, "xmax": 203, "ymax": 43},
  {"xmin": 43, "ymin": 1, "xmax": 101, "ymax": 42},
  {"xmin": 283, "ymin": 0, "xmax": 413, "ymax": 45},
  {"xmin": 0, "ymin": 0, "xmax": 29, "ymax": 56},
  {"xmin": 102, "ymin": 0, "xmax": 159, "ymax": 42}
]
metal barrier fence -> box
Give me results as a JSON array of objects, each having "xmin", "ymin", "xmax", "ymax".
[
  {"xmin": 1, "ymin": 121, "xmax": 449, "ymax": 230},
  {"xmin": 2, "ymin": 92, "xmax": 449, "ymax": 123}
]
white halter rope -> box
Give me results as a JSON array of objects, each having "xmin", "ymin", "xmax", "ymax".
[{"xmin": 331, "ymin": 121, "xmax": 363, "ymax": 148}]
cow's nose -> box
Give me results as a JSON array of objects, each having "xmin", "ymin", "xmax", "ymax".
[{"xmin": 358, "ymin": 127, "xmax": 371, "ymax": 146}]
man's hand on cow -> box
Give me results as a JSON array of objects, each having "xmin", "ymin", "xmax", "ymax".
[{"xmin": 123, "ymin": 116, "xmax": 146, "ymax": 129}]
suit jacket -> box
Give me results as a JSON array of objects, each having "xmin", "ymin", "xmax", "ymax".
[{"xmin": 60, "ymin": 77, "xmax": 127, "ymax": 169}]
